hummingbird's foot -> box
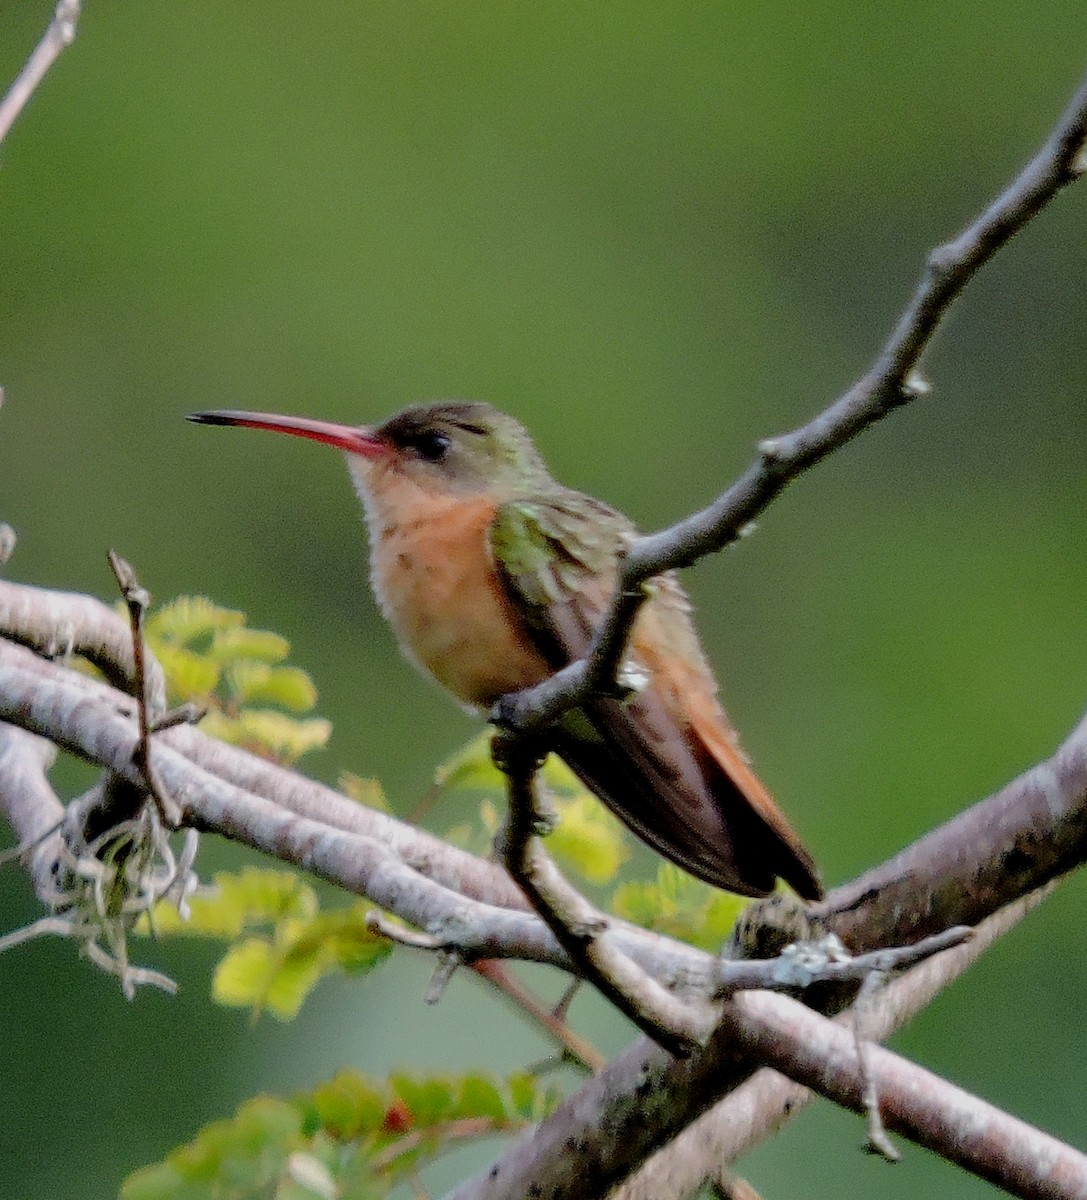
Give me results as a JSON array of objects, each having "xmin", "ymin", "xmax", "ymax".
[{"xmin": 489, "ymin": 728, "xmax": 547, "ymax": 776}]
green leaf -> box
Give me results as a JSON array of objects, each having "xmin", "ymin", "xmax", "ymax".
[
  {"xmin": 227, "ymin": 662, "xmax": 319, "ymax": 712},
  {"xmin": 389, "ymin": 1074, "xmax": 456, "ymax": 1127},
  {"xmin": 611, "ymin": 863, "xmax": 749, "ymax": 950},
  {"xmin": 610, "ymin": 879, "xmax": 660, "ymax": 929},
  {"xmin": 208, "ymin": 626, "xmax": 291, "ymax": 664},
  {"xmin": 124, "ymin": 1069, "xmax": 548, "ymax": 1200},
  {"xmin": 546, "ymin": 792, "xmax": 629, "ymax": 885},
  {"xmin": 119, "ymin": 1162, "xmax": 194, "ymax": 1200},
  {"xmin": 213, "ymin": 938, "xmax": 287, "ymax": 1014},
  {"xmin": 282, "ymin": 904, "xmax": 394, "ymax": 975},
  {"xmin": 142, "ymin": 869, "xmax": 319, "ymax": 938},
  {"xmin": 454, "ymin": 1073, "xmax": 507, "ymax": 1122},
  {"xmin": 337, "ymin": 772, "xmax": 390, "ymax": 812},
  {"xmin": 210, "ymin": 902, "xmax": 392, "ymax": 1020},
  {"xmin": 155, "ymin": 643, "xmax": 222, "ymax": 698},
  {"xmin": 307, "ymin": 1071, "xmax": 387, "ymax": 1141},
  {"xmin": 144, "ymin": 596, "xmax": 245, "ymax": 646},
  {"xmin": 432, "ymin": 731, "xmax": 505, "ymax": 792},
  {"xmin": 506, "ymin": 1071, "xmax": 539, "ymax": 1120},
  {"xmin": 199, "ymin": 709, "xmax": 332, "ymax": 762}
]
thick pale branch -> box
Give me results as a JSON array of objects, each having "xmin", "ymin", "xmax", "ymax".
[
  {"xmin": 817, "ymin": 710, "xmax": 1087, "ymax": 951},
  {"xmin": 445, "ymin": 891, "xmax": 1073, "ymax": 1200},
  {"xmin": 732, "ymin": 987, "xmax": 1087, "ymax": 1200},
  {"xmin": 614, "ymin": 893, "xmax": 1050, "ymax": 1199},
  {"xmin": 0, "ymin": 723, "xmax": 64, "ymax": 901},
  {"xmin": 0, "ymin": 578, "xmax": 167, "ymax": 712},
  {"xmin": 0, "ymin": 639, "xmax": 716, "ymax": 983},
  {"xmin": 3, "ymin": 625, "xmax": 1087, "ymax": 986}
]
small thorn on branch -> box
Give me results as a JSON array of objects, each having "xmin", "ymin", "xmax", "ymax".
[
  {"xmin": 901, "ymin": 371, "xmax": 932, "ymax": 399},
  {"xmin": 1072, "ymin": 136, "xmax": 1087, "ymax": 176},
  {"xmin": 424, "ymin": 951, "xmax": 462, "ymax": 1004},
  {"xmin": 0, "ymin": 523, "xmax": 16, "ymax": 567},
  {"xmin": 366, "ymin": 910, "xmax": 447, "ymax": 952}
]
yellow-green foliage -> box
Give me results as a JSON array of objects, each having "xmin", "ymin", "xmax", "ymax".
[
  {"xmin": 145, "ymin": 869, "xmax": 391, "ymax": 1019},
  {"xmin": 338, "ymin": 771, "xmax": 391, "ymax": 812},
  {"xmin": 121, "ymin": 1068, "xmax": 559, "ymax": 1200},
  {"xmin": 435, "ymin": 732, "xmax": 631, "ymax": 886},
  {"xmin": 612, "ymin": 862, "xmax": 748, "ymax": 951},
  {"xmin": 143, "ymin": 596, "xmax": 331, "ymax": 763}
]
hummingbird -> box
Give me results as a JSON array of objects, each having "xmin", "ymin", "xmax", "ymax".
[{"xmin": 188, "ymin": 402, "xmax": 821, "ymax": 900}]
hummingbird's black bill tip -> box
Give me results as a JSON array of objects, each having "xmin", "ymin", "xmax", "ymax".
[{"xmin": 187, "ymin": 410, "xmax": 243, "ymax": 426}]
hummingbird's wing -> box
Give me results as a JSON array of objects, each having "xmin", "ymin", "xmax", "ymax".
[{"xmin": 491, "ymin": 496, "xmax": 821, "ymax": 900}]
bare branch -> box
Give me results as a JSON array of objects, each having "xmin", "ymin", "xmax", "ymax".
[
  {"xmin": 713, "ymin": 926, "xmax": 972, "ymax": 996},
  {"xmin": 445, "ymin": 892, "xmax": 1063, "ymax": 1200},
  {"xmin": 0, "ymin": 1, "xmax": 81, "ymax": 149},
  {"xmin": 0, "ymin": 578, "xmax": 167, "ymax": 713},
  {"xmin": 497, "ymin": 68, "xmax": 1087, "ymax": 735},
  {"xmin": 493, "ymin": 730, "xmax": 714, "ymax": 1054},
  {"xmin": 0, "ymin": 723, "xmax": 64, "ymax": 901},
  {"xmin": 106, "ymin": 550, "xmax": 180, "ymax": 825},
  {"xmin": 4, "ymin": 623, "xmax": 1087, "ymax": 993},
  {"xmin": 815, "ymin": 709, "xmax": 1087, "ymax": 952},
  {"xmin": 728, "ymin": 987, "xmax": 1087, "ymax": 1200}
]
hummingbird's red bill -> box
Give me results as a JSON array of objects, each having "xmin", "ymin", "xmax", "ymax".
[{"xmin": 187, "ymin": 410, "xmax": 386, "ymax": 459}]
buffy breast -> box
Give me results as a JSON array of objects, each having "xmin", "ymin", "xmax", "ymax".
[{"xmin": 368, "ymin": 493, "xmax": 552, "ymax": 709}]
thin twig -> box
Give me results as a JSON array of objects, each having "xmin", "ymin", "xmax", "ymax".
[
  {"xmin": 714, "ymin": 926, "xmax": 973, "ymax": 996},
  {"xmin": 496, "ymin": 69, "xmax": 1087, "ymax": 737},
  {"xmin": 0, "ymin": 0, "xmax": 81, "ymax": 148},
  {"xmin": 107, "ymin": 551, "xmax": 180, "ymax": 826},
  {"xmin": 472, "ymin": 961, "xmax": 607, "ymax": 1074},
  {"xmin": 852, "ymin": 971, "xmax": 900, "ymax": 1161},
  {"xmin": 493, "ymin": 730, "xmax": 713, "ymax": 1054}
]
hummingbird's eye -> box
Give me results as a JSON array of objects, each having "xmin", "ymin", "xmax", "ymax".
[{"xmin": 410, "ymin": 430, "xmax": 452, "ymax": 462}]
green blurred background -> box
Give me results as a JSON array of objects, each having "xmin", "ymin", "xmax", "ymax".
[{"xmin": 2, "ymin": 3, "xmax": 1085, "ymax": 1196}]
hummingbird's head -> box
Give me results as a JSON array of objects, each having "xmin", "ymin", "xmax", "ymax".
[
  {"xmin": 371, "ymin": 402, "xmax": 550, "ymax": 499},
  {"xmin": 187, "ymin": 401, "xmax": 554, "ymax": 526}
]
